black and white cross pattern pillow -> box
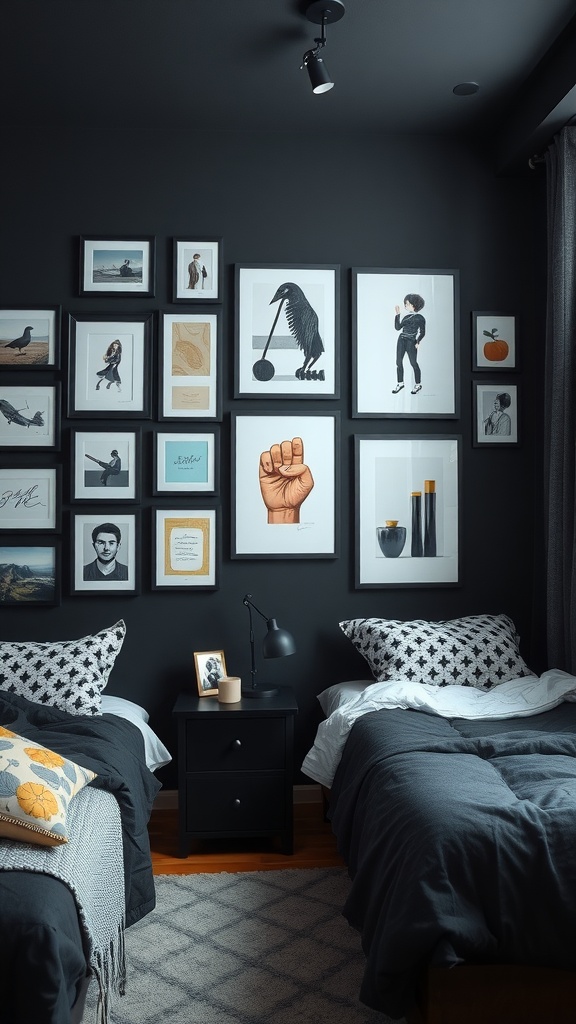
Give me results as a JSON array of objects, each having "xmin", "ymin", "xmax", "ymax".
[
  {"xmin": 339, "ymin": 613, "xmax": 533, "ymax": 690},
  {"xmin": 0, "ymin": 620, "xmax": 126, "ymax": 715}
]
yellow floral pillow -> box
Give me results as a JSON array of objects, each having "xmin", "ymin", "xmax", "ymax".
[{"xmin": 0, "ymin": 726, "xmax": 97, "ymax": 847}]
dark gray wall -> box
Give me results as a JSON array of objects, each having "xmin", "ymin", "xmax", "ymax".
[{"xmin": 0, "ymin": 128, "xmax": 545, "ymax": 787}]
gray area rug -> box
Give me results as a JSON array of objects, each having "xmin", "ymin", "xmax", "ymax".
[{"xmin": 84, "ymin": 867, "xmax": 406, "ymax": 1023}]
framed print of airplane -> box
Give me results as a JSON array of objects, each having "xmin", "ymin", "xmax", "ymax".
[{"xmin": 0, "ymin": 384, "xmax": 61, "ymax": 451}]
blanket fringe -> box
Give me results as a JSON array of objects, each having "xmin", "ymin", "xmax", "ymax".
[{"xmin": 93, "ymin": 920, "xmax": 127, "ymax": 1024}]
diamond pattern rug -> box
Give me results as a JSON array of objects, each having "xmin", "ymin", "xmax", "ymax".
[{"xmin": 84, "ymin": 867, "xmax": 405, "ymax": 1023}]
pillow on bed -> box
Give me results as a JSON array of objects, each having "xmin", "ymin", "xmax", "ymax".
[
  {"xmin": 101, "ymin": 695, "xmax": 172, "ymax": 771},
  {"xmin": 0, "ymin": 620, "xmax": 126, "ymax": 716},
  {"xmin": 339, "ymin": 614, "xmax": 534, "ymax": 691},
  {"xmin": 317, "ymin": 680, "xmax": 372, "ymax": 717},
  {"xmin": 0, "ymin": 727, "xmax": 96, "ymax": 846}
]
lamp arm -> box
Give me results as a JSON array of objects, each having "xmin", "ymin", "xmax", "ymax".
[{"xmin": 243, "ymin": 593, "xmax": 269, "ymax": 623}]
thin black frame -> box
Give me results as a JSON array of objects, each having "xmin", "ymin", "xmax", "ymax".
[
  {"xmin": 70, "ymin": 509, "xmax": 141, "ymax": 596},
  {"xmin": 354, "ymin": 433, "xmax": 462, "ymax": 589},
  {"xmin": 71, "ymin": 427, "xmax": 141, "ymax": 503},
  {"xmin": 0, "ymin": 305, "xmax": 61, "ymax": 370},
  {"xmin": 153, "ymin": 427, "xmax": 220, "ymax": 497},
  {"xmin": 79, "ymin": 236, "xmax": 155, "ymax": 297},
  {"xmin": 0, "ymin": 538, "xmax": 61, "ymax": 606},
  {"xmin": 68, "ymin": 311, "xmax": 153, "ymax": 420},
  {"xmin": 0, "ymin": 382, "xmax": 61, "ymax": 452},
  {"xmin": 158, "ymin": 309, "xmax": 222, "ymax": 422},
  {"xmin": 352, "ymin": 268, "xmax": 460, "ymax": 419},
  {"xmin": 0, "ymin": 466, "xmax": 61, "ymax": 534},
  {"xmin": 231, "ymin": 411, "xmax": 340, "ymax": 559},
  {"xmin": 234, "ymin": 263, "xmax": 340, "ymax": 400},
  {"xmin": 472, "ymin": 311, "xmax": 518, "ymax": 371},
  {"xmin": 472, "ymin": 382, "xmax": 520, "ymax": 447},
  {"xmin": 172, "ymin": 237, "xmax": 223, "ymax": 303},
  {"xmin": 152, "ymin": 506, "xmax": 220, "ymax": 591}
]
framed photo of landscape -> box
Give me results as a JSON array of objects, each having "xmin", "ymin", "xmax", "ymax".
[
  {"xmin": 159, "ymin": 311, "xmax": 221, "ymax": 421},
  {"xmin": 79, "ymin": 236, "xmax": 155, "ymax": 297},
  {"xmin": 231, "ymin": 412, "xmax": 339, "ymax": 559},
  {"xmin": 0, "ymin": 306, "xmax": 60, "ymax": 369},
  {"xmin": 0, "ymin": 467, "xmax": 60, "ymax": 533},
  {"xmin": 352, "ymin": 268, "xmax": 459, "ymax": 418},
  {"xmin": 71, "ymin": 428, "xmax": 140, "ymax": 502},
  {"xmin": 153, "ymin": 507, "xmax": 219, "ymax": 590},
  {"xmin": 0, "ymin": 540, "xmax": 61, "ymax": 606},
  {"xmin": 234, "ymin": 264, "xmax": 340, "ymax": 399},
  {"xmin": 68, "ymin": 312, "xmax": 152, "ymax": 419},
  {"xmin": 0, "ymin": 383, "xmax": 61, "ymax": 451},
  {"xmin": 173, "ymin": 238, "xmax": 222, "ymax": 302},
  {"xmin": 355, "ymin": 434, "xmax": 461, "ymax": 588}
]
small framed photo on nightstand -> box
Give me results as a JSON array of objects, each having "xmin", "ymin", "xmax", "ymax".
[{"xmin": 194, "ymin": 649, "xmax": 227, "ymax": 696}]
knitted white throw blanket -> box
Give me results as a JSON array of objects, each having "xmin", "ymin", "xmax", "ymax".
[{"xmin": 0, "ymin": 786, "xmax": 126, "ymax": 1024}]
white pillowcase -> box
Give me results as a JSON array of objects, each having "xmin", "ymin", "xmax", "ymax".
[
  {"xmin": 339, "ymin": 613, "xmax": 533, "ymax": 691},
  {"xmin": 0, "ymin": 621, "xmax": 126, "ymax": 716},
  {"xmin": 317, "ymin": 680, "xmax": 372, "ymax": 717},
  {"xmin": 101, "ymin": 695, "xmax": 172, "ymax": 772}
]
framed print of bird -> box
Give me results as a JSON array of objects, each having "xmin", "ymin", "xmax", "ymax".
[
  {"xmin": 234, "ymin": 264, "xmax": 340, "ymax": 399},
  {"xmin": 0, "ymin": 307, "xmax": 61, "ymax": 369}
]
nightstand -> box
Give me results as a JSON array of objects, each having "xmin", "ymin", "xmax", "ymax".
[{"xmin": 172, "ymin": 687, "xmax": 298, "ymax": 857}]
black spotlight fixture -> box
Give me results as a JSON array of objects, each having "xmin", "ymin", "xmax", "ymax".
[{"xmin": 301, "ymin": 0, "xmax": 345, "ymax": 95}]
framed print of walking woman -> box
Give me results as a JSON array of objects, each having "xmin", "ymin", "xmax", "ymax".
[
  {"xmin": 68, "ymin": 313, "xmax": 152, "ymax": 419},
  {"xmin": 234, "ymin": 264, "xmax": 339, "ymax": 399},
  {"xmin": 352, "ymin": 268, "xmax": 459, "ymax": 418}
]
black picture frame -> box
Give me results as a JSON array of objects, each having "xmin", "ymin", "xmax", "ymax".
[
  {"xmin": 158, "ymin": 310, "xmax": 222, "ymax": 422},
  {"xmin": 71, "ymin": 509, "xmax": 141, "ymax": 596},
  {"xmin": 0, "ymin": 305, "xmax": 61, "ymax": 369},
  {"xmin": 79, "ymin": 236, "xmax": 155, "ymax": 297},
  {"xmin": 234, "ymin": 263, "xmax": 340, "ymax": 399},
  {"xmin": 68, "ymin": 312, "xmax": 153, "ymax": 420},
  {"xmin": 71, "ymin": 427, "xmax": 141, "ymax": 503},
  {"xmin": 352, "ymin": 268, "xmax": 460, "ymax": 419},
  {"xmin": 472, "ymin": 311, "xmax": 518, "ymax": 371},
  {"xmin": 0, "ymin": 382, "xmax": 61, "ymax": 451},
  {"xmin": 0, "ymin": 466, "xmax": 61, "ymax": 534},
  {"xmin": 472, "ymin": 382, "xmax": 520, "ymax": 447},
  {"xmin": 172, "ymin": 237, "xmax": 223, "ymax": 302},
  {"xmin": 0, "ymin": 538, "xmax": 61, "ymax": 606}
]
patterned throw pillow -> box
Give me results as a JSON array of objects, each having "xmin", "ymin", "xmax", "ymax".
[
  {"xmin": 339, "ymin": 613, "xmax": 533, "ymax": 690},
  {"xmin": 0, "ymin": 620, "xmax": 126, "ymax": 716},
  {"xmin": 0, "ymin": 727, "xmax": 96, "ymax": 846}
]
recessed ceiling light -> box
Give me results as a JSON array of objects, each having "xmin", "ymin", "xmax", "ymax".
[{"xmin": 453, "ymin": 82, "xmax": 480, "ymax": 96}]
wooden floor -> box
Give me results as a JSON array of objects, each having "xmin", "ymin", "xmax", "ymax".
[{"xmin": 149, "ymin": 799, "xmax": 345, "ymax": 874}]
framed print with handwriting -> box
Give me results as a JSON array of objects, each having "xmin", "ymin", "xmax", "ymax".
[
  {"xmin": 0, "ymin": 467, "xmax": 60, "ymax": 533},
  {"xmin": 153, "ymin": 508, "xmax": 218, "ymax": 590},
  {"xmin": 154, "ymin": 430, "xmax": 218, "ymax": 495}
]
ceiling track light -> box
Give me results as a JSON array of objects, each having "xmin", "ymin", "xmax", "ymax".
[{"xmin": 301, "ymin": 0, "xmax": 345, "ymax": 95}]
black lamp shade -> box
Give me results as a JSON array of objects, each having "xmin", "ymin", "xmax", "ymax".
[
  {"xmin": 262, "ymin": 619, "xmax": 296, "ymax": 659},
  {"xmin": 306, "ymin": 55, "xmax": 334, "ymax": 94}
]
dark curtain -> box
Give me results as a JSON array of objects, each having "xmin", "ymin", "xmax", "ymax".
[{"xmin": 545, "ymin": 126, "xmax": 576, "ymax": 669}]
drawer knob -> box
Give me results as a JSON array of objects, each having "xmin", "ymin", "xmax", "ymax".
[
  {"xmin": 233, "ymin": 739, "xmax": 242, "ymax": 749},
  {"xmin": 233, "ymin": 798, "xmax": 241, "ymax": 807}
]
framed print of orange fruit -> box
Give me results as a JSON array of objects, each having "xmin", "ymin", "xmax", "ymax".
[
  {"xmin": 482, "ymin": 327, "xmax": 509, "ymax": 361},
  {"xmin": 472, "ymin": 312, "xmax": 516, "ymax": 371}
]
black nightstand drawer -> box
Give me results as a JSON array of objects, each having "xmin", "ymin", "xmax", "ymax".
[
  {"xmin": 185, "ymin": 774, "xmax": 286, "ymax": 832},
  {"xmin": 184, "ymin": 717, "xmax": 286, "ymax": 772}
]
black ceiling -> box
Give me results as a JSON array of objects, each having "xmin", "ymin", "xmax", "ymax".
[{"xmin": 4, "ymin": 1, "xmax": 576, "ymax": 169}]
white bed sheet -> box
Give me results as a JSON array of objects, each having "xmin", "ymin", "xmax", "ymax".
[{"xmin": 301, "ymin": 669, "xmax": 576, "ymax": 789}]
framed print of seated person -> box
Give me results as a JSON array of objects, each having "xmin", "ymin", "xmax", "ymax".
[{"xmin": 83, "ymin": 521, "xmax": 128, "ymax": 581}]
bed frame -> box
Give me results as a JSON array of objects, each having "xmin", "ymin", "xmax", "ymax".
[{"xmin": 407, "ymin": 965, "xmax": 576, "ymax": 1024}]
